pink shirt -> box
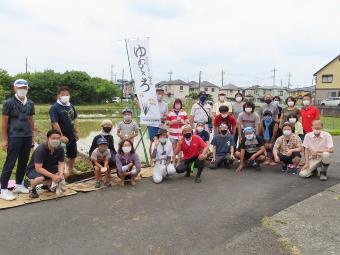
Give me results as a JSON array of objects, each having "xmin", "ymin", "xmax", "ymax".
[{"xmin": 303, "ymin": 131, "xmax": 333, "ymax": 152}]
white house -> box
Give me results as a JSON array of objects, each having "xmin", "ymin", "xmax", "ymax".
[
  {"xmin": 155, "ymin": 79, "xmax": 190, "ymax": 100},
  {"xmin": 188, "ymin": 81, "xmax": 220, "ymax": 101},
  {"xmin": 245, "ymin": 85, "xmax": 288, "ymax": 102},
  {"xmin": 219, "ymin": 83, "xmax": 243, "ymax": 100}
]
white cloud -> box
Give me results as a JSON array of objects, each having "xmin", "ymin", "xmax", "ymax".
[{"xmin": 0, "ymin": 0, "xmax": 339, "ymax": 88}]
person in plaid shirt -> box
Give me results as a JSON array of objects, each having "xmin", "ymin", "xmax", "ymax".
[{"xmin": 273, "ymin": 122, "xmax": 303, "ymax": 173}]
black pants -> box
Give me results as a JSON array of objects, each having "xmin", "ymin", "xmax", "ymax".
[
  {"xmin": 278, "ymin": 152, "xmax": 301, "ymax": 164},
  {"xmin": 176, "ymin": 156, "xmax": 204, "ymax": 179},
  {"xmin": 1, "ymin": 137, "xmax": 32, "ymax": 189}
]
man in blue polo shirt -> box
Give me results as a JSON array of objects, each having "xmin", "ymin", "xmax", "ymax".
[
  {"xmin": 1, "ymin": 79, "xmax": 35, "ymax": 201},
  {"xmin": 49, "ymin": 86, "xmax": 81, "ymax": 176}
]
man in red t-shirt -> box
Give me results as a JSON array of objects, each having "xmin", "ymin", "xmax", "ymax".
[
  {"xmin": 213, "ymin": 105, "xmax": 236, "ymax": 136},
  {"xmin": 174, "ymin": 124, "xmax": 209, "ymax": 183},
  {"xmin": 300, "ymin": 94, "xmax": 320, "ymax": 134}
]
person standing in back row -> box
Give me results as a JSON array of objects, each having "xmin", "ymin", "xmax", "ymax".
[
  {"xmin": 300, "ymin": 94, "xmax": 320, "ymax": 137},
  {"xmin": 49, "ymin": 86, "xmax": 81, "ymax": 176},
  {"xmin": 190, "ymin": 91, "xmax": 212, "ymax": 133},
  {"xmin": 258, "ymin": 94, "xmax": 280, "ymax": 122},
  {"xmin": 1, "ymin": 79, "xmax": 35, "ymax": 201},
  {"xmin": 212, "ymin": 91, "xmax": 232, "ymax": 116}
]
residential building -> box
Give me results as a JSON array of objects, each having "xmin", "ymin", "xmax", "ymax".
[
  {"xmin": 188, "ymin": 81, "xmax": 220, "ymax": 101},
  {"xmin": 155, "ymin": 79, "xmax": 190, "ymax": 100},
  {"xmin": 219, "ymin": 83, "xmax": 243, "ymax": 100},
  {"xmin": 313, "ymin": 54, "xmax": 340, "ymax": 103},
  {"xmin": 288, "ymin": 86, "xmax": 315, "ymax": 103},
  {"xmin": 245, "ymin": 85, "xmax": 288, "ymax": 103}
]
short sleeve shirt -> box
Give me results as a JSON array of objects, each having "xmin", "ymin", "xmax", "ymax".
[
  {"xmin": 117, "ymin": 120, "xmax": 138, "ymax": 141},
  {"xmin": 2, "ymin": 97, "xmax": 35, "ymax": 138},
  {"xmin": 303, "ymin": 131, "xmax": 333, "ymax": 151},
  {"xmin": 150, "ymin": 101, "xmax": 169, "ymax": 128},
  {"xmin": 90, "ymin": 148, "xmax": 111, "ymax": 162},
  {"xmin": 190, "ymin": 103, "xmax": 212, "ymax": 123},
  {"xmin": 259, "ymin": 103, "xmax": 279, "ymax": 119},
  {"xmin": 301, "ymin": 106, "xmax": 320, "ymax": 133},
  {"xmin": 239, "ymin": 136, "xmax": 264, "ymax": 154},
  {"xmin": 274, "ymin": 134, "xmax": 302, "ymax": 155},
  {"xmin": 49, "ymin": 102, "xmax": 77, "ymax": 139},
  {"xmin": 27, "ymin": 143, "xmax": 64, "ymax": 174},
  {"xmin": 232, "ymin": 102, "xmax": 244, "ymax": 119},
  {"xmin": 212, "ymin": 101, "xmax": 233, "ymax": 114},
  {"xmin": 237, "ymin": 112, "xmax": 260, "ymax": 129},
  {"xmin": 180, "ymin": 134, "xmax": 207, "ymax": 160},
  {"xmin": 154, "ymin": 141, "xmax": 173, "ymax": 160},
  {"xmin": 211, "ymin": 134, "xmax": 235, "ymax": 156}
]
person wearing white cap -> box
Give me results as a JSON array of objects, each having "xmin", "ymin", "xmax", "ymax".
[{"xmin": 1, "ymin": 79, "xmax": 35, "ymax": 201}]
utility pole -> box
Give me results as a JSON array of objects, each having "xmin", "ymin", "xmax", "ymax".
[
  {"xmin": 121, "ymin": 68, "xmax": 124, "ymax": 96},
  {"xmin": 221, "ymin": 69, "xmax": 225, "ymax": 87},
  {"xmin": 168, "ymin": 71, "xmax": 173, "ymax": 81},
  {"xmin": 288, "ymin": 72, "xmax": 292, "ymax": 89},
  {"xmin": 280, "ymin": 79, "xmax": 283, "ymax": 88},
  {"xmin": 110, "ymin": 65, "xmax": 114, "ymax": 83},
  {"xmin": 25, "ymin": 57, "xmax": 28, "ymax": 73},
  {"xmin": 272, "ymin": 67, "xmax": 277, "ymax": 86},
  {"xmin": 198, "ymin": 70, "xmax": 202, "ymax": 92}
]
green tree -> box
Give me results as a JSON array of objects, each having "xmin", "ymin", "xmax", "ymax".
[{"xmin": 0, "ymin": 69, "xmax": 13, "ymax": 99}]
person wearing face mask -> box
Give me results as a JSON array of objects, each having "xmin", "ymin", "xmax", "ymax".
[
  {"xmin": 213, "ymin": 105, "xmax": 236, "ymax": 136},
  {"xmin": 166, "ymin": 98, "xmax": 188, "ymax": 152},
  {"xmin": 1, "ymin": 79, "xmax": 35, "ymax": 201},
  {"xmin": 235, "ymin": 127, "xmax": 266, "ymax": 171},
  {"xmin": 286, "ymin": 113, "xmax": 303, "ymax": 139},
  {"xmin": 195, "ymin": 122, "xmax": 210, "ymax": 143},
  {"xmin": 115, "ymin": 140, "xmax": 141, "ymax": 187},
  {"xmin": 273, "ymin": 122, "xmax": 303, "ymax": 173},
  {"xmin": 273, "ymin": 96, "xmax": 282, "ymax": 119},
  {"xmin": 258, "ymin": 94, "xmax": 280, "ymax": 122},
  {"xmin": 147, "ymin": 87, "xmax": 169, "ymax": 158},
  {"xmin": 300, "ymin": 94, "xmax": 320, "ymax": 136},
  {"xmin": 150, "ymin": 129, "xmax": 176, "ymax": 183},
  {"xmin": 237, "ymin": 102, "xmax": 261, "ymax": 142},
  {"xmin": 190, "ymin": 91, "xmax": 212, "ymax": 133},
  {"xmin": 89, "ymin": 119, "xmax": 117, "ymax": 176},
  {"xmin": 174, "ymin": 125, "xmax": 209, "ymax": 183},
  {"xmin": 300, "ymin": 120, "xmax": 334, "ymax": 181},
  {"xmin": 212, "ymin": 91, "xmax": 232, "ymax": 117},
  {"xmin": 26, "ymin": 130, "xmax": 66, "ymax": 199},
  {"xmin": 49, "ymin": 86, "xmax": 81, "ymax": 176},
  {"xmin": 209, "ymin": 124, "xmax": 235, "ymax": 169},
  {"xmin": 117, "ymin": 108, "xmax": 139, "ymax": 143},
  {"xmin": 232, "ymin": 93, "xmax": 245, "ymax": 145},
  {"xmin": 280, "ymin": 96, "xmax": 300, "ymax": 129},
  {"xmin": 90, "ymin": 138, "xmax": 112, "ymax": 188},
  {"xmin": 260, "ymin": 111, "xmax": 278, "ymax": 165}
]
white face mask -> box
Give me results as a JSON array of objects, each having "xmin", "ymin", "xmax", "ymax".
[
  {"xmin": 313, "ymin": 129, "xmax": 321, "ymax": 135},
  {"xmin": 287, "ymin": 101, "xmax": 294, "ymax": 107},
  {"xmin": 273, "ymin": 100, "xmax": 279, "ymax": 105},
  {"xmin": 219, "ymin": 96, "xmax": 225, "ymax": 101},
  {"xmin": 221, "ymin": 114, "xmax": 228, "ymax": 118},
  {"xmin": 159, "ymin": 138, "xmax": 167, "ymax": 144},
  {"xmin": 245, "ymin": 134, "xmax": 254, "ymax": 140},
  {"xmin": 49, "ymin": 140, "xmax": 60, "ymax": 148},
  {"xmin": 60, "ymin": 95, "xmax": 70, "ymax": 104},
  {"xmin": 16, "ymin": 89, "xmax": 28, "ymax": 98},
  {"xmin": 157, "ymin": 95, "xmax": 163, "ymax": 101},
  {"xmin": 283, "ymin": 130, "xmax": 292, "ymax": 136},
  {"xmin": 245, "ymin": 108, "xmax": 252, "ymax": 113},
  {"xmin": 236, "ymin": 96, "xmax": 242, "ymax": 102},
  {"xmin": 289, "ymin": 118, "xmax": 297, "ymax": 124},
  {"xmin": 122, "ymin": 146, "xmax": 132, "ymax": 153},
  {"xmin": 303, "ymin": 100, "xmax": 311, "ymax": 106},
  {"xmin": 196, "ymin": 127, "xmax": 204, "ymax": 132},
  {"xmin": 124, "ymin": 115, "xmax": 131, "ymax": 121}
]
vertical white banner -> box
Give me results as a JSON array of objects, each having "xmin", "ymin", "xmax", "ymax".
[{"xmin": 128, "ymin": 38, "xmax": 161, "ymax": 126}]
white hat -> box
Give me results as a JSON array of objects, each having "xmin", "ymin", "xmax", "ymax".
[{"xmin": 14, "ymin": 79, "xmax": 29, "ymax": 87}]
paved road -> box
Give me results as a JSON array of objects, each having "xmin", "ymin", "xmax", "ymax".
[{"xmin": 1, "ymin": 137, "xmax": 340, "ymax": 255}]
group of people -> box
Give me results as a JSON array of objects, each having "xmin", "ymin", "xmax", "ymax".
[
  {"xmin": 147, "ymin": 87, "xmax": 334, "ymax": 184},
  {"xmin": 0, "ymin": 79, "xmax": 335, "ymax": 201}
]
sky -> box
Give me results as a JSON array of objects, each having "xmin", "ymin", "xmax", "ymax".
[{"xmin": 0, "ymin": 0, "xmax": 339, "ymax": 88}]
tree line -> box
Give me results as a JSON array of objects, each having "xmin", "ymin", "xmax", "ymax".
[{"xmin": 0, "ymin": 69, "xmax": 122, "ymax": 104}]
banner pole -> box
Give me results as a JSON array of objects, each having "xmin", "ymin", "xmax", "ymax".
[{"xmin": 124, "ymin": 38, "xmax": 150, "ymax": 165}]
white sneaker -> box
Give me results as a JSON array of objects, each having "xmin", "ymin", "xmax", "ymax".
[
  {"xmin": 0, "ymin": 189, "xmax": 16, "ymax": 201},
  {"xmin": 50, "ymin": 181, "xmax": 58, "ymax": 192},
  {"xmin": 13, "ymin": 185, "xmax": 29, "ymax": 194}
]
